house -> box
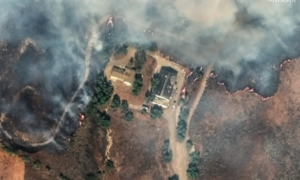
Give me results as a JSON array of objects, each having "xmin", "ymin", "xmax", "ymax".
[{"xmin": 110, "ymin": 66, "xmax": 136, "ymax": 86}]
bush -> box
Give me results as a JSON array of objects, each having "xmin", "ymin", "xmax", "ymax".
[
  {"xmin": 1, "ymin": 143, "xmax": 18, "ymax": 155},
  {"xmin": 96, "ymin": 111, "xmax": 111, "ymax": 129},
  {"xmin": 59, "ymin": 173, "xmax": 71, "ymax": 180},
  {"xmin": 186, "ymin": 139, "xmax": 193, "ymax": 151},
  {"xmin": 162, "ymin": 139, "xmax": 173, "ymax": 162},
  {"xmin": 168, "ymin": 174, "xmax": 179, "ymax": 180},
  {"xmin": 134, "ymin": 49, "xmax": 146, "ymax": 71},
  {"xmin": 189, "ymin": 151, "xmax": 200, "ymax": 164},
  {"xmin": 150, "ymin": 104, "xmax": 163, "ymax": 119},
  {"xmin": 132, "ymin": 73, "xmax": 143, "ymax": 95},
  {"xmin": 187, "ymin": 163, "xmax": 199, "ymax": 179},
  {"xmin": 121, "ymin": 100, "xmax": 129, "ymax": 113},
  {"xmin": 106, "ymin": 159, "xmax": 115, "ymax": 170},
  {"xmin": 125, "ymin": 111, "xmax": 134, "ymax": 122},
  {"xmin": 23, "ymin": 155, "xmax": 31, "ymax": 163},
  {"xmin": 145, "ymin": 89, "xmax": 155, "ymax": 103},
  {"xmin": 111, "ymin": 94, "xmax": 121, "ymax": 110},
  {"xmin": 33, "ymin": 159, "xmax": 41, "ymax": 169}
]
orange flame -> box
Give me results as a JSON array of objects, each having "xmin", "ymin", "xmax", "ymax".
[
  {"xmin": 181, "ymin": 87, "xmax": 186, "ymax": 94},
  {"xmin": 79, "ymin": 113, "xmax": 85, "ymax": 121},
  {"xmin": 188, "ymin": 71, "xmax": 193, "ymax": 77}
]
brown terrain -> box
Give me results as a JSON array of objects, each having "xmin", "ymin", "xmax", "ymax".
[
  {"xmin": 189, "ymin": 58, "xmax": 300, "ymax": 180},
  {"xmin": 103, "ymin": 110, "xmax": 170, "ymax": 180},
  {"xmin": 0, "ymin": 148, "xmax": 24, "ymax": 180}
]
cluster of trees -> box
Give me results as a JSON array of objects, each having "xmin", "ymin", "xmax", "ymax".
[
  {"xmin": 150, "ymin": 104, "xmax": 163, "ymax": 119},
  {"xmin": 120, "ymin": 100, "xmax": 134, "ymax": 122},
  {"xmin": 176, "ymin": 107, "xmax": 189, "ymax": 141},
  {"xmin": 162, "ymin": 139, "xmax": 173, "ymax": 162},
  {"xmin": 187, "ymin": 151, "xmax": 201, "ymax": 179},
  {"xmin": 96, "ymin": 111, "xmax": 111, "ymax": 129},
  {"xmin": 132, "ymin": 74, "xmax": 143, "ymax": 95},
  {"xmin": 92, "ymin": 75, "xmax": 114, "ymax": 106},
  {"xmin": 134, "ymin": 49, "xmax": 147, "ymax": 72}
]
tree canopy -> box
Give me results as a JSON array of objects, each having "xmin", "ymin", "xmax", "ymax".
[
  {"xmin": 145, "ymin": 89, "xmax": 155, "ymax": 103},
  {"xmin": 125, "ymin": 111, "xmax": 134, "ymax": 122},
  {"xmin": 150, "ymin": 104, "xmax": 163, "ymax": 119},
  {"xmin": 111, "ymin": 94, "xmax": 121, "ymax": 110},
  {"xmin": 96, "ymin": 111, "xmax": 111, "ymax": 129},
  {"xmin": 187, "ymin": 163, "xmax": 199, "ymax": 179},
  {"xmin": 114, "ymin": 44, "xmax": 128, "ymax": 55},
  {"xmin": 92, "ymin": 75, "xmax": 114, "ymax": 106},
  {"xmin": 151, "ymin": 73, "xmax": 160, "ymax": 89},
  {"xmin": 168, "ymin": 174, "xmax": 179, "ymax": 180},
  {"xmin": 121, "ymin": 100, "xmax": 129, "ymax": 113},
  {"xmin": 132, "ymin": 73, "xmax": 143, "ymax": 95},
  {"xmin": 176, "ymin": 107, "xmax": 189, "ymax": 141},
  {"xmin": 162, "ymin": 139, "xmax": 173, "ymax": 162},
  {"xmin": 134, "ymin": 49, "xmax": 146, "ymax": 71}
]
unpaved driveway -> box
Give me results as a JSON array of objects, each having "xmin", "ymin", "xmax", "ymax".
[{"xmin": 165, "ymin": 62, "xmax": 214, "ymax": 180}]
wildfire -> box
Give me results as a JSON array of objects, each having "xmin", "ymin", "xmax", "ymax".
[
  {"xmin": 107, "ymin": 17, "xmax": 113, "ymax": 27},
  {"xmin": 79, "ymin": 113, "xmax": 85, "ymax": 121},
  {"xmin": 193, "ymin": 78, "xmax": 199, "ymax": 82},
  {"xmin": 181, "ymin": 87, "xmax": 187, "ymax": 94}
]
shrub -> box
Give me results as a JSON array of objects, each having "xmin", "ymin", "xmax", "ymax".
[
  {"xmin": 189, "ymin": 151, "xmax": 200, "ymax": 164},
  {"xmin": 121, "ymin": 100, "xmax": 129, "ymax": 113},
  {"xmin": 106, "ymin": 159, "xmax": 115, "ymax": 170},
  {"xmin": 168, "ymin": 174, "xmax": 179, "ymax": 180},
  {"xmin": 33, "ymin": 159, "xmax": 41, "ymax": 169},
  {"xmin": 187, "ymin": 163, "xmax": 199, "ymax": 179},
  {"xmin": 125, "ymin": 111, "xmax": 134, "ymax": 122},
  {"xmin": 96, "ymin": 111, "xmax": 111, "ymax": 129},
  {"xmin": 150, "ymin": 104, "xmax": 163, "ymax": 119},
  {"xmin": 23, "ymin": 155, "xmax": 31, "ymax": 163},
  {"xmin": 186, "ymin": 139, "xmax": 193, "ymax": 151},
  {"xmin": 111, "ymin": 94, "xmax": 121, "ymax": 110},
  {"xmin": 162, "ymin": 139, "xmax": 173, "ymax": 162},
  {"xmin": 59, "ymin": 173, "xmax": 70, "ymax": 180},
  {"xmin": 132, "ymin": 73, "xmax": 143, "ymax": 95}
]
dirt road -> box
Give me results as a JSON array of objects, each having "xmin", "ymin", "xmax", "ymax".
[{"xmin": 167, "ymin": 62, "xmax": 214, "ymax": 180}]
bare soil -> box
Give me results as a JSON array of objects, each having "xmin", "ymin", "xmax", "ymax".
[
  {"xmin": 0, "ymin": 148, "xmax": 25, "ymax": 180},
  {"xmin": 103, "ymin": 110, "xmax": 170, "ymax": 180},
  {"xmin": 189, "ymin": 58, "xmax": 300, "ymax": 179}
]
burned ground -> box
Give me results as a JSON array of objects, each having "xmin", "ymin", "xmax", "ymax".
[
  {"xmin": 189, "ymin": 59, "xmax": 300, "ymax": 179},
  {"xmin": 103, "ymin": 110, "xmax": 170, "ymax": 180}
]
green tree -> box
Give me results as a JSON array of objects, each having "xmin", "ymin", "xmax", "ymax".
[
  {"xmin": 189, "ymin": 151, "xmax": 201, "ymax": 164},
  {"xmin": 194, "ymin": 67, "xmax": 203, "ymax": 79},
  {"xmin": 162, "ymin": 139, "xmax": 173, "ymax": 162},
  {"xmin": 186, "ymin": 139, "xmax": 193, "ymax": 151},
  {"xmin": 106, "ymin": 159, "xmax": 115, "ymax": 170},
  {"xmin": 132, "ymin": 73, "xmax": 143, "ymax": 95},
  {"xmin": 141, "ymin": 108, "xmax": 147, "ymax": 114},
  {"xmin": 168, "ymin": 174, "xmax": 179, "ymax": 180},
  {"xmin": 121, "ymin": 100, "xmax": 129, "ymax": 113},
  {"xmin": 125, "ymin": 111, "xmax": 134, "ymax": 122},
  {"xmin": 85, "ymin": 172, "xmax": 100, "ymax": 180},
  {"xmin": 134, "ymin": 49, "xmax": 146, "ymax": 71},
  {"xmin": 145, "ymin": 89, "xmax": 155, "ymax": 103},
  {"xmin": 92, "ymin": 75, "xmax": 114, "ymax": 106},
  {"xmin": 151, "ymin": 74, "xmax": 160, "ymax": 89},
  {"xmin": 150, "ymin": 104, "xmax": 163, "ymax": 119},
  {"xmin": 96, "ymin": 111, "xmax": 111, "ymax": 129},
  {"xmin": 187, "ymin": 163, "xmax": 199, "ymax": 179},
  {"xmin": 23, "ymin": 155, "xmax": 31, "ymax": 163},
  {"xmin": 111, "ymin": 94, "xmax": 121, "ymax": 110},
  {"xmin": 176, "ymin": 119, "xmax": 187, "ymax": 141},
  {"xmin": 33, "ymin": 159, "xmax": 41, "ymax": 169}
]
